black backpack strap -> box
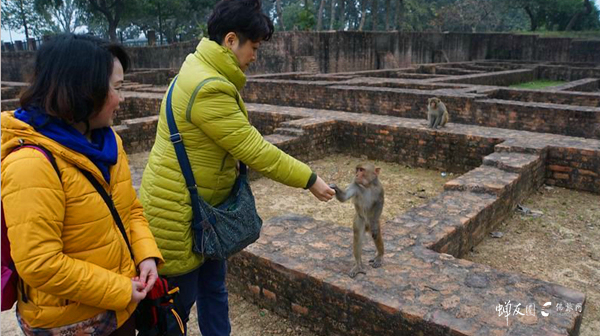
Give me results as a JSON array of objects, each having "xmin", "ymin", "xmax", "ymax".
[{"xmin": 78, "ymin": 169, "xmax": 135, "ymax": 261}]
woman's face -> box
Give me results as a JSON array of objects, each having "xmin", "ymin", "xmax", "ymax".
[
  {"xmin": 89, "ymin": 58, "xmax": 124, "ymax": 130},
  {"xmin": 225, "ymin": 33, "xmax": 260, "ymax": 72}
]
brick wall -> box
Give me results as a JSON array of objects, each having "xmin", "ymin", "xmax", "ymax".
[
  {"xmin": 491, "ymin": 88, "xmax": 600, "ymax": 107},
  {"xmin": 242, "ymin": 80, "xmax": 600, "ymax": 139},
  {"xmin": 537, "ymin": 65, "xmax": 600, "ymax": 81},
  {"xmin": 3, "ymin": 33, "xmax": 599, "ymax": 82},
  {"xmin": 546, "ymin": 147, "xmax": 600, "ymax": 194},
  {"xmin": 472, "ymin": 99, "xmax": 600, "ymax": 138}
]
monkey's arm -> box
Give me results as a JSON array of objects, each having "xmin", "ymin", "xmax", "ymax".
[
  {"xmin": 330, "ymin": 183, "xmax": 358, "ymax": 202},
  {"xmin": 427, "ymin": 108, "xmax": 436, "ymax": 128}
]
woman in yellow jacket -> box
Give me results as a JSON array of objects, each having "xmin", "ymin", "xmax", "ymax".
[
  {"xmin": 1, "ymin": 34, "xmax": 163, "ymax": 335},
  {"xmin": 139, "ymin": 0, "xmax": 335, "ymax": 335}
]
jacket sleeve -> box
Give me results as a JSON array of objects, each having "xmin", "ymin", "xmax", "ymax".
[
  {"xmin": 117, "ymin": 148, "xmax": 164, "ymax": 268},
  {"xmin": 189, "ymin": 82, "xmax": 313, "ymax": 188},
  {"xmin": 1, "ymin": 149, "xmax": 132, "ymax": 311}
]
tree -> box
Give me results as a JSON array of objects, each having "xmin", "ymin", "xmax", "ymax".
[
  {"xmin": 276, "ymin": 0, "xmax": 285, "ymax": 31},
  {"xmin": 565, "ymin": 0, "xmax": 594, "ymax": 30},
  {"xmin": 282, "ymin": 1, "xmax": 315, "ymax": 31},
  {"xmin": 371, "ymin": 0, "xmax": 379, "ymax": 30},
  {"xmin": 316, "ymin": 0, "xmax": 326, "ymax": 30},
  {"xmin": 84, "ymin": 0, "xmax": 124, "ymax": 41},
  {"xmin": 358, "ymin": 0, "xmax": 370, "ymax": 31},
  {"xmin": 384, "ymin": 0, "xmax": 391, "ymax": 30},
  {"xmin": 329, "ymin": 0, "xmax": 336, "ymax": 30},
  {"xmin": 34, "ymin": 0, "xmax": 81, "ymax": 33},
  {"xmin": 2, "ymin": 0, "xmax": 51, "ymax": 42}
]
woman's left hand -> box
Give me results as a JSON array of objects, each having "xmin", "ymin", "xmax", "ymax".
[{"xmin": 138, "ymin": 258, "xmax": 158, "ymax": 294}]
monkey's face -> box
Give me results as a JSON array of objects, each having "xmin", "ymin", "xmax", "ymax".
[
  {"xmin": 354, "ymin": 163, "xmax": 380, "ymax": 187},
  {"xmin": 429, "ymin": 98, "xmax": 440, "ymax": 109}
]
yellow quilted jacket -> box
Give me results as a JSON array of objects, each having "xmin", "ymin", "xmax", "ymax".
[
  {"xmin": 1, "ymin": 112, "xmax": 163, "ymax": 328},
  {"xmin": 139, "ymin": 38, "xmax": 313, "ymax": 276}
]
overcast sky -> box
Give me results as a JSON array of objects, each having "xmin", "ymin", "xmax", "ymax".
[{"xmin": 2, "ymin": 0, "xmax": 600, "ymax": 42}]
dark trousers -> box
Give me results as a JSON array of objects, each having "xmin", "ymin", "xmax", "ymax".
[
  {"xmin": 169, "ymin": 259, "xmax": 231, "ymax": 336},
  {"xmin": 108, "ymin": 314, "xmax": 135, "ymax": 336}
]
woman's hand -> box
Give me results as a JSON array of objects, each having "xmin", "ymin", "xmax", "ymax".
[
  {"xmin": 131, "ymin": 278, "xmax": 147, "ymax": 304},
  {"xmin": 138, "ymin": 258, "xmax": 159, "ymax": 293},
  {"xmin": 309, "ymin": 176, "xmax": 335, "ymax": 202}
]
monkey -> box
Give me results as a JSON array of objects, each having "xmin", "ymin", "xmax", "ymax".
[
  {"xmin": 330, "ymin": 163, "xmax": 385, "ymax": 278},
  {"xmin": 427, "ymin": 97, "xmax": 449, "ymax": 129}
]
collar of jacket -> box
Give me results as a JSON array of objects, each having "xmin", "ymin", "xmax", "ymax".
[
  {"xmin": 1, "ymin": 111, "xmax": 115, "ymax": 189},
  {"xmin": 193, "ymin": 37, "xmax": 247, "ymax": 91}
]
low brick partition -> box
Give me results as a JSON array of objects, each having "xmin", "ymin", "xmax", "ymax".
[
  {"xmin": 224, "ymin": 103, "xmax": 599, "ymax": 335},
  {"xmin": 490, "ymin": 87, "xmax": 600, "ymax": 107},
  {"xmin": 242, "ymin": 79, "xmax": 600, "ymax": 139},
  {"xmin": 124, "ymin": 68, "xmax": 177, "ymax": 85},
  {"xmin": 1, "ymin": 86, "xmax": 23, "ymax": 100},
  {"xmin": 472, "ymin": 99, "xmax": 600, "ymax": 138},
  {"xmin": 426, "ymin": 69, "xmax": 535, "ymax": 86},
  {"xmin": 113, "ymin": 115, "xmax": 159, "ymax": 153},
  {"xmin": 245, "ymin": 104, "xmax": 600, "ymax": 194},
  {"xmin": 118, "ymin": 91, "xmax": 163, "ymax": 124},
  {"xmin": 1, "ymin": 98, "xmax": 20, "ymax": 112},
  {"xmin": 537, "ymin": 65, "xmax": 600, "ymax": 81},
  {"xmin": 549, "ymin": 78, "xmax": 600, "ymax": 92}
]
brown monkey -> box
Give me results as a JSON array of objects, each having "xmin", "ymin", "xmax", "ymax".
[
  {"xmin": 427, "ymin": 97, "xmax": 449, "ymax": 129},
  {"xmin": 330, "ymin": 163, "xmax": 385, "ymax": 278}
]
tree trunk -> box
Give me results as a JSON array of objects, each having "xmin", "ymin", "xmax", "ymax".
[
  {"xmin": 358, "ymin": 0, "xmax": 369, "ymax": 31},
  {"xmin": 565, "ymin": 0, "xmax": 593, "ymax": 31},
  {"xmin": 338, "ymin": 0, "xmax": 345, "ymax": 30},
  {"xmin": 276, "ymin": 0, "xmax": 285, "ymax": 31},
  {"xmin": 108, "ymin": 19, "xmax": 118, "ymax": 41},
  {"xmin": 523, "ymin": 5, "xmax": 537, "ymax": 31},
  {"xmin": 329, "ymin": 0, "xmax": 336, "ymax": 30},
  {"xmin": 371, "ymin": 0, "xmax": 379, "ymax": 30},
  {"xmin": 384, "ymin": 0, "xmax": 391, "ymax": 30},
  {"xmin": 18, "ymin": 0, "xmax": 30, "ymax": 42},
  {"xmin": 158, "ymin": 2, "xmax": 163, "ymax": 44},
  {"xmin": 317, "ymin": 0, "xmax": 326, "ymax": 30},
  {"xmin": 394, "ymin": 0, "xmax": 403, "ymax": 31}
]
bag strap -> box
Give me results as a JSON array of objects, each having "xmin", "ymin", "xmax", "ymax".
[
  {"xmin": 164, "ymin": 77, "xmax": 247, "ymax": 225},
  {"xmin": 10, "ymin": 143, "xmax": 62, "ymax": 182},
  {"xmin": 78, "ymin": 169, "xmax": 135, "ymax": 261}
]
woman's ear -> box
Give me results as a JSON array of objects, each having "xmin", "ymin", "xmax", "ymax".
[{"xmin": 223, "ymin": 32, "xmax": 237, "ymax": 49}]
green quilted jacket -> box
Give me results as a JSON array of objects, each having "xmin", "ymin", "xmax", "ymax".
[{"xmin": 139, "ymin": 38, "xmax": 313, "ymax": 276}]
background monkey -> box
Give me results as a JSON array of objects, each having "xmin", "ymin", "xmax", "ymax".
[
  {"xmin": 427, "ymin": 97, "xmax": 449, "ymax": 129},
  {"xmin": 330, "ymin": 163, "xmax": 385, "ymax": 278}
]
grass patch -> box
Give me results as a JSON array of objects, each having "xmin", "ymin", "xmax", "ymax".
[{"xmin": 510, "ymin": 80, "xmax": 566, "ymax": 89}]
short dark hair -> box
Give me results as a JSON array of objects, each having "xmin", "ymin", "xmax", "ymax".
[
  {"xmin": 20, "ymin": 33, "xmax": 130, "ymax": 124},
  {"xmin": 208, "ymin": 0, "xmax": 274, "ymax": 45}
]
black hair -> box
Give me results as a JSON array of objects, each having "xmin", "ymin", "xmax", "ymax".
[
  {"xmin": 20, "ymin": 33, "xmax": 130, "ymax": 124},
  {"xmin": 207, "ymin": 0, "xmax": 274, "ymax": 45}
]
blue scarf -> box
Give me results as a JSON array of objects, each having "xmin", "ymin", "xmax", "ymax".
[{"xmin": 14, "ymin": 108, "xmax": 117, "ymax": 184}]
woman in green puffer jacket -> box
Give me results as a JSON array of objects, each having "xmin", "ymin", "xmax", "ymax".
[{"xmin": 139, "ymin": 0, "xmax": 335, "ymax": 334}]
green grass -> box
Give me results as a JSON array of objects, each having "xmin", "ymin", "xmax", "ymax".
[{"xmin": 509, "ymin": 80, "xmax": 566, "ymax": 89}]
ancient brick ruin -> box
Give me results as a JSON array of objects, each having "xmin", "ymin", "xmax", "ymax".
[{"xmin": 2, "ymin": 35, "xmax": 599, "ymax": 335}]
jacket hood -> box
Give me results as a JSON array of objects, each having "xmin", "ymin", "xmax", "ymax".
[
  {"xmin": 193, "ymin": 38, "xmax": 247, "ymax": 90},
  {"xmin": 1, "ymin": 111, "xmax": 114, "ymax": 186}
]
